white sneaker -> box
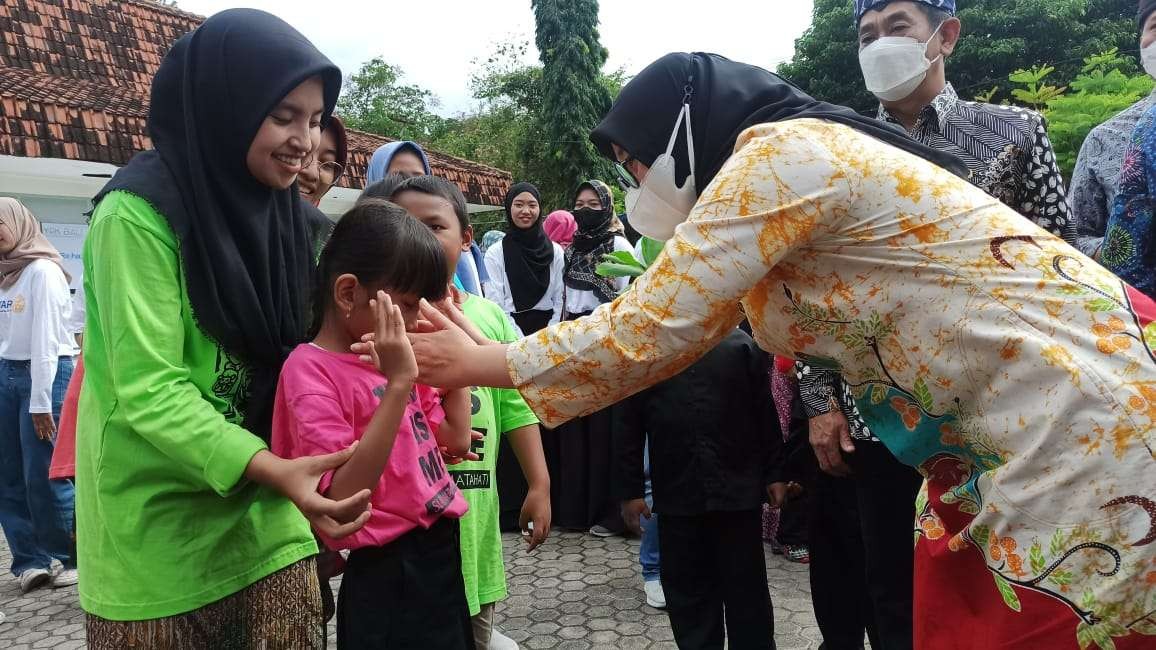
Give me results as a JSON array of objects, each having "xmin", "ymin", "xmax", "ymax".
[
  {"xmin": 490, "ymin": 628, "xmax": 519, "ymax": 650},
  {"xmin": 588, "ymin": 524, "xmax": 616, "ymax": 538},
  {"xmin": 19, "ymin": 568, "xmax": 51, "ymax": 593},
  {"xmin": 52, "ymin": 568, "xmax": 78, "ymax": 588},
  {"xmin": 644, "ymin": 580, "xmax": 666, "ymax": 609}
]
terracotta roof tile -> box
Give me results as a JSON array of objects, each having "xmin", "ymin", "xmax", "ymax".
[
  {"xmin": 0, "ymin": 0, "xmax": 511, "ymax": 205},
  {"xmin": 342, "ymin": 129, "xmax": 512, "ymax": 208}
]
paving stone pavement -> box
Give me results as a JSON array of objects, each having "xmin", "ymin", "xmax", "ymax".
[{"xmin": 0, "ymin": 530, "xmax": 822, "ymax": 649}]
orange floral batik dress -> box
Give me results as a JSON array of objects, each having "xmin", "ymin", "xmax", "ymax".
[{"xmin": 506, "ymin": 119, "xmax": 1156, "ymax": 649}]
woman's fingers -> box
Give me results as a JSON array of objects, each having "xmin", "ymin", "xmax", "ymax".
[
  {"xmin": 315, "ymin": 488, "xmax": 372, "ymax": 524},
  {"xmin": 309, "ymin": 441, "xmax": 360, "ymax": 472},
  {"xmin": 418, "ymin": 298, "xmax": 461, "ymax": 332},
  {"xmin": 313, "ymin": 509, "xmax": 372, "ymax": 540},
  {"xmin": 419, "ymin": 299, "xmax": 446, "ymax": 323}
]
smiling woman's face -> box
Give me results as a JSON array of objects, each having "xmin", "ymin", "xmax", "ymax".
[
  {"xmin": 510, "ymin": 192, "xmax": 540, "ymax": 229},
  {"xmin": 298, "ymin": 127, "xmax": 340, "ymax": 205},
  {"xmin": 246, "ymin": 75, "xmax": 324, "ymax": 190}
]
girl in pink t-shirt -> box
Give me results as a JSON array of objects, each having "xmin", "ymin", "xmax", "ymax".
[{"xmin": 272, "ymin": 200, "xmax": 473, "ymax": 649}]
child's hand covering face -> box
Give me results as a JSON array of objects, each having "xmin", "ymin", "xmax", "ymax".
[{"xmin": 367, "ymin": 290, "xmax": 419, "ymax": 384}]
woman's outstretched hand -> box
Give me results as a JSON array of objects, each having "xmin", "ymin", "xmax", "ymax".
[
  {"xmin": 353, "ymin": 298, "xmax": 518, "ymax": 390},
  {"xmin": 353, "ymin": 298, "xmax": 474, "ymax": 389},
  {"xmin": 245, "ymin": 446, "xmax": 372, "ymax": 540},
  {"xmin": 422, "ymin": 296, "xmax": 495, "ymax": 346}
]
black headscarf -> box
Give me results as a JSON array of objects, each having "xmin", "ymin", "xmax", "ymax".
[
  {"xmin": 501, "ymin": 182, "xmax": 555, "ymax": 311},
  {"xmin": 1141, "ymin": 0, "xmax": 1156, "ymax": 29},
  {"xmin": 590, "ymin": 52, "xmax": 968, "ymax": 192},
  {"xmin": 93, "ymin": 9, "xmax": 341, "ymax": 440},
  {"xmin": 564, "ymin": 180, "xmax": 618, "ymax": 305}
]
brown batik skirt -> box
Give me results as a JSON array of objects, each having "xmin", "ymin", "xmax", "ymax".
[{"xmin": 86, "ymin": 557, "xmax": 323, "ymax": 650}]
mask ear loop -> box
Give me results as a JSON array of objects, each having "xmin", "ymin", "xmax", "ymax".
[
  {"xmin": 924, "ymin": 22, "xmax": 945, "ymax": 65},
  {"xmin": 681, "ymin": 103, "xmax": 695, "ymax": 190}
]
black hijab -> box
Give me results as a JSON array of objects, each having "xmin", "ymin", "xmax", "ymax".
[
  {"xmin": 501, "ymin": 182, "xmax": 555, "ymax": 311},
  {"xmin": 565, "ymin": 180, "xmax": 618, "ymax": 305},
  {"xmin": 94, "ymin": 9, "xmax": 341, "ymax": 440},
  {"xmin": 590, "ymin": 52, "xmax": 968, "ymax": 192}
]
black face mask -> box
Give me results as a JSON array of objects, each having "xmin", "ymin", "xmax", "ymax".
[{"xmin": 572, "ymin": 207, "xmax": 609, "ymax": 231}]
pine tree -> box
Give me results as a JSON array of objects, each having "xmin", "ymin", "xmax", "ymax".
[{"xmin": 532, "ymin": 0, "xmax": 614, "ymax": 207}]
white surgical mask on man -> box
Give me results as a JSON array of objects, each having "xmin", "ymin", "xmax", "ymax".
[
  {"xmin": 1143, "ymin": 42, "xmax": 1156, "ymax": 79},
  {"xmin": 623, "ymin": 103, "xmax": 698, "ymax": 242},
  {"xmin": 858, "ymin": 23, "xmax": 943, "ymax": 102}
]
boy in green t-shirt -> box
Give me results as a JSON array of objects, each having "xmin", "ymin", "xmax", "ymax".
[{"xmin": 364, "ymin": 175, "xmax": 551, "ymax": 650}]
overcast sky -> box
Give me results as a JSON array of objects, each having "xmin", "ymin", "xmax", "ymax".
[{"xmin": 177, "ymin": 1, "xmax": 816, "ymax": 116}]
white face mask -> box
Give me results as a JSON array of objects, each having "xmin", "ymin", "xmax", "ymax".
[
  {"xmin": 858, "ymin": 24, "xmax": 943, "ymax": 102},
  {"xmin": 624, "ymin": 103, "xmax": 698, "ymax": 242},
  {"xmin": 1143, "ymin": 42, "xmax": 1156, "ymax": 79}
]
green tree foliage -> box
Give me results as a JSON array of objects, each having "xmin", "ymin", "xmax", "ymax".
[
  {"xmin": 1009, "ymin": 48, "xmax": 1153, "ymax": 178},
  {"xmin": 778, "ymin": 0, "xmax": 1138, "ymax": 115},
  {"xmin": 336, "ymin": 24, "xmax": 625, "ymax": 214},
  {"xmin": 532, "ymin": 0, "xmax": 616, "ymax": 207},
  {"xmin": 336, "ymin": 57, "xmax": 445, "ymax": 142},
  {"xmin": 428, "ymin": 42, "xmax": 552, "ymax": 191},
  {"xmin": 1007, "ymin": 65, "xmax": 1067, "ymax": 110},
  {"xmin": 777, "ymin": 0, "xmax": 867, "ymax": 111},
  {"xmin": 427, "ymin": 41, "xmax": 625, "ymax": 211}
]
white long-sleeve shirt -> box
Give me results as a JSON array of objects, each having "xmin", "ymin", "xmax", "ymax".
[
  {"xmin": 483, "ymin": 240, "xmax": 565, "ymax": 336},
  {"xmin": 66, "ymin": 284, "xmax": 85, "ymax": 336},
  {"xmin": 563, "ymin": 235, "xmax": 634, "ymax": 316},
  {"xmin": 0, "ymin": 259, "xmax": 77, "ymax": 413}
]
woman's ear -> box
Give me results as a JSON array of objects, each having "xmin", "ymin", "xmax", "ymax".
[
  {"xmin": 461, "ymin": 225, "xmax": 475, "ymax": 252},
  {"xmin": 332, "ymin": 273, "xmax": 360, "ymax": 317}
]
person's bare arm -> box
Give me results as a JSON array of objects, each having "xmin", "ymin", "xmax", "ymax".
[{"xmin": 507, "ymin": 424, "xmax": 551, "ymax": 549}]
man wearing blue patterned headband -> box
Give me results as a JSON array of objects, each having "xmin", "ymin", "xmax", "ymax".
[{"xmin": 802, "ymin": 2, "xmax": 1078, "ymax": 650}]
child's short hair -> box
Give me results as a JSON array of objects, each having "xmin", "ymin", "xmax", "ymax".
[
  {"xmin": 361, "ymin": 175, "xmax": 471, "ymax": 233},
  {"xmin": 310, "ymin": 199, "xmax": 447, "ymax": 336}
]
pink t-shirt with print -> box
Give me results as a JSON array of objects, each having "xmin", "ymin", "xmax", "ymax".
[{"xmin": 271, "ymin": 343, "xmax": 468, "ymax": 551}]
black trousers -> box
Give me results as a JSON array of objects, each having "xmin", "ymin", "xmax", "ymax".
[
  {"xmin": 658, "ymin": 509, "xmax": 775, "ymax": 649},
  {"xmin": 337, "ymin": 518, "xmax": 475, "ymax": 650},
  {"xmin": 775, "ymin": 486, "xmax": 809, "ymax": 547},
  {"xmin": 852, "ymin": 442, "xmax": 922, "ymax": 650},
  {"xmin": 808, "ymin": 470, "xmax": 877, "ymax": 650}
]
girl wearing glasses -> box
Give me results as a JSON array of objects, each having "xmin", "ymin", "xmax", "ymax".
[{"xmin": 298, "ymin": 115, "xmax": 348, "ymax": 208}]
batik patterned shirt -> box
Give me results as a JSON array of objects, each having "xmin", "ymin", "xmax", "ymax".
[
  {"xmin": 800, "ymin": 83, "xmax": 1077, "ymax": 437},
  {"xmin": 504, "ymin": 120, "xmax": 1156, "ymax": 647},
  {"xmin": 1103, "ymin": 102, "xmax": 1156, "ymax": 300},
  {"xmin": 880, "ymin": 84, "xmax": 1075, "ymax": 243},
  {"xmin": 1070, "ymin": 92, "xmax": 1156, "ymax": 258}
]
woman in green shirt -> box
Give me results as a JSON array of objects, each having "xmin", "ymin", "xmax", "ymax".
[{"xmin": 79, "ymin": 10, "xmax": 370, "ymax": 648}]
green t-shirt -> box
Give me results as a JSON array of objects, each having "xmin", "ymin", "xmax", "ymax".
[
  {"xmin": 76, "ymin": 191, "xmax": 316, "ymax": 620},
  {"xmin": 454, "ymin": 295, "xmax": 539, "ymax": 615}
]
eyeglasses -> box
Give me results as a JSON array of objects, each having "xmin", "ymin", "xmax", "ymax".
[
  {"xmin": 300, "ymin": 149, "xmax": 346, "ymax": 190},
  {"xmin": 614, "ymin": 155, "xmax": 640, "ymax": 190},
  {"xmin": 317, "ymin": 161, "xmax": 345, "ymax": 188}
]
